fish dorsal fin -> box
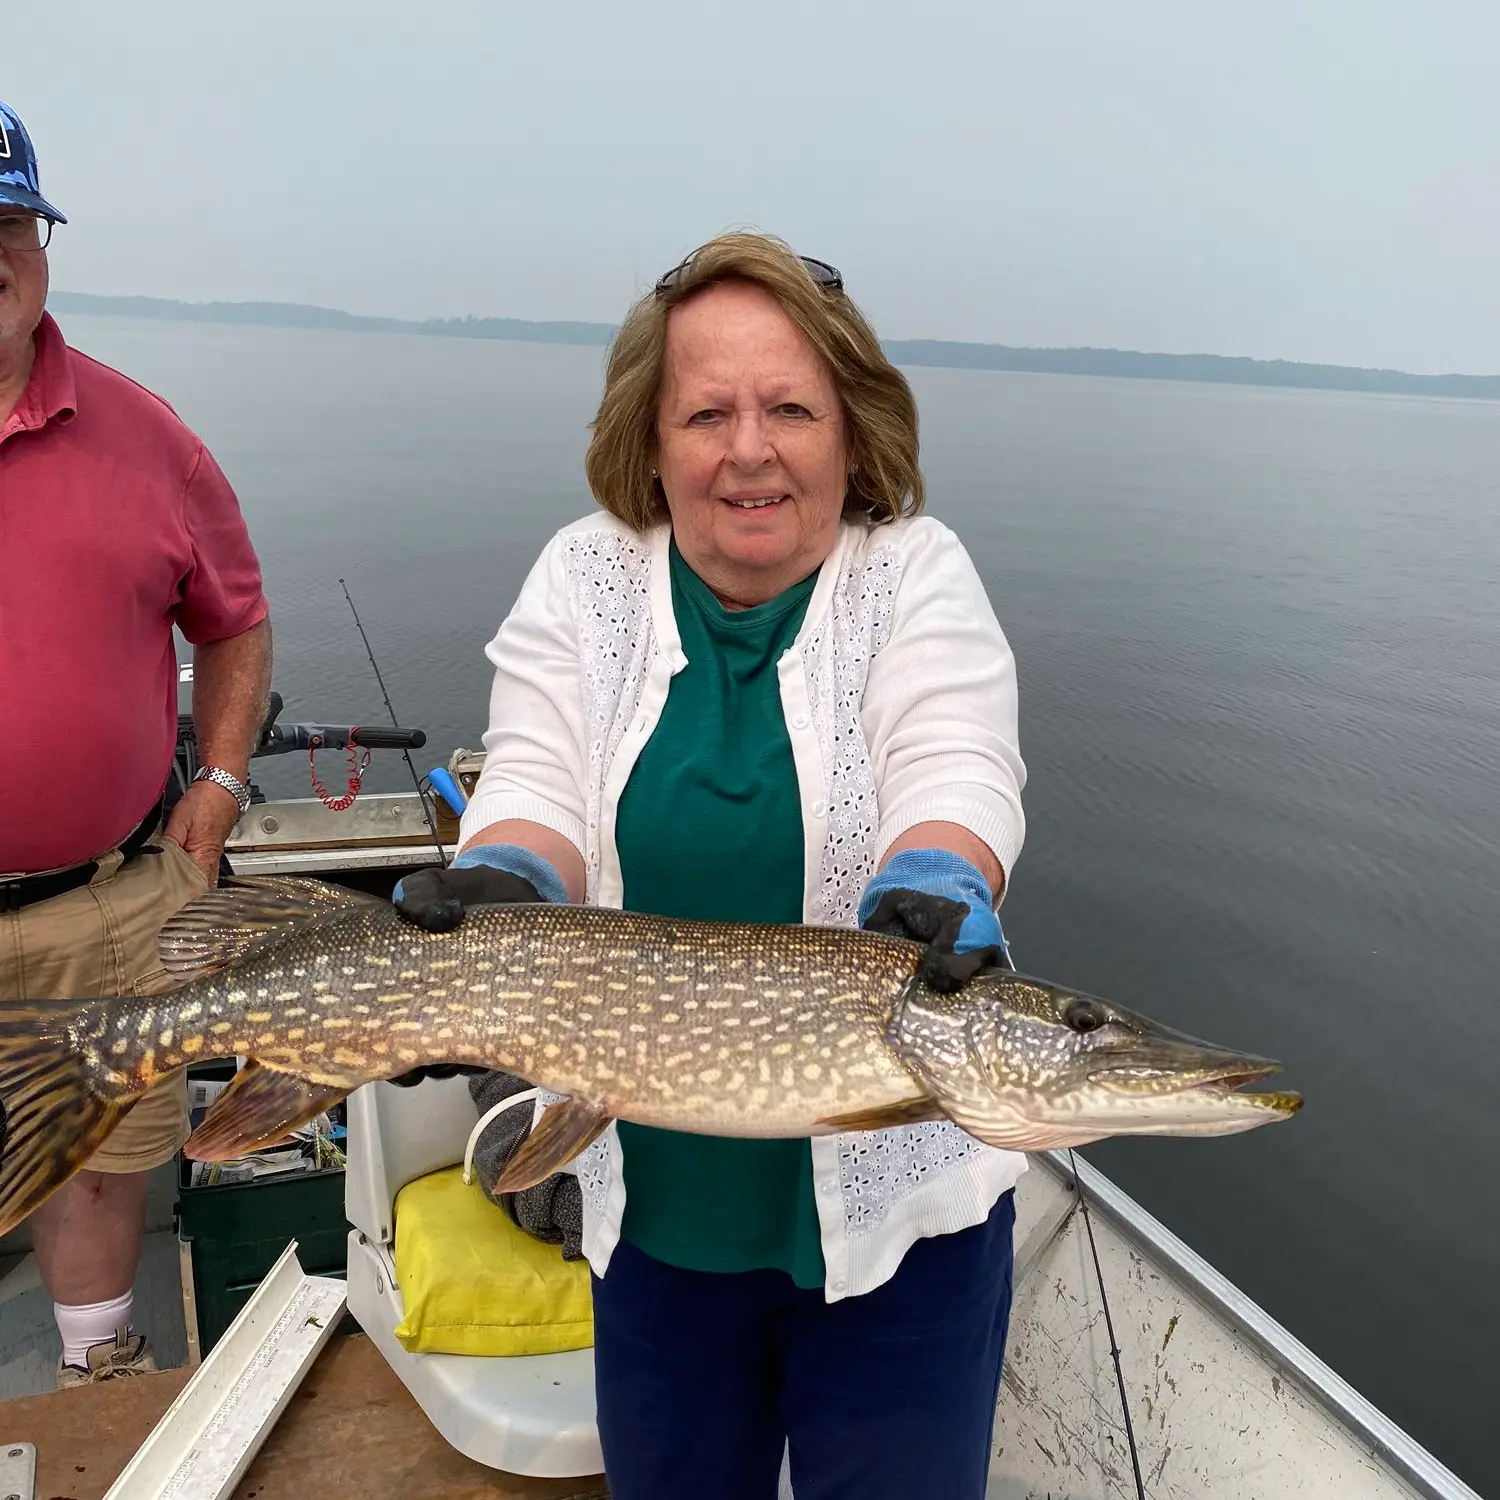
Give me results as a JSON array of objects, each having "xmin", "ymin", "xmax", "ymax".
[
  {"xmin": 183, "ymin": 1059, "xmax": 354, "ymax": 1162},
  {"xmin": 492, "ymin": 1097, "xmax": 612, "ymax": 1194},
  {"xmin": 159, "ymin": 876, "xmax": 382, "ymax": 979}
]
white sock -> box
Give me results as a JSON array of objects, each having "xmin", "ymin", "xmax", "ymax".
[{"xmin": 54, "ymin": 1291, "xmax": 134, "ymax": 1366}]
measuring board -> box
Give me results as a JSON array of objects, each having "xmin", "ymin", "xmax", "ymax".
[{"xmin": 104, "ymin": 1241, "xmax": 345, "ymax": 1500}]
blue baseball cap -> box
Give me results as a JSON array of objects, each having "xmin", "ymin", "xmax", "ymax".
[{"xmin": 0, "ymin": 100, "xmax": 66, "ymax": 223}]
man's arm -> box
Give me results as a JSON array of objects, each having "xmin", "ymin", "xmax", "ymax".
[{"xmin": 164, "ymin": 617, "xmax": 273, "ymax": 883}]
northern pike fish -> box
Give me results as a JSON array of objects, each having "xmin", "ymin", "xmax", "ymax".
[{"xmin": 0, "ymin": 877, "xmax": 1300, "ymax": 1236}]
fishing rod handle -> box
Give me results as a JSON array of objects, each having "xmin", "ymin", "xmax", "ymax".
[
  {"xmin": 348, "ymin": 725, "xmax": 428, "ymax": 750},
  {"xmin": 256, "ymin": 723, "xmax": 428, "ymax": 755}
]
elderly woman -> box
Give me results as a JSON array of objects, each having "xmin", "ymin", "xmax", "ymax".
[{"xmin": 397, "ymin": 232, "xmax": 1027, "ymax": 1500}]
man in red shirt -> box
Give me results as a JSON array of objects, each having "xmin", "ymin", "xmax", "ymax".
[{"xmin": 0, "ymin": 99, "xmax": 273, "ymax": 1385}]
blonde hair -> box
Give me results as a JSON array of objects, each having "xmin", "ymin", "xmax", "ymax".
[{"xmin": 585, "ymin": 232, "xmax": 924, "ymax": 530}]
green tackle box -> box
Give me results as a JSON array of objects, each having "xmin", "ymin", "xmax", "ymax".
[{"xmin": 175, "ymin": 1061, "xmax": 358, "ymax": 1357}]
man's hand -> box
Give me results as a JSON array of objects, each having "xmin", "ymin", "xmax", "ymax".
[{"xmin": 162, "ymin": 781, "xmax": 240, "ymax": 886}]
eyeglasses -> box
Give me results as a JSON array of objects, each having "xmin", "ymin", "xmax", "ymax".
[
  {"xmin": 0, "ymin": 213, "xmax": 53, "ymax": 252},
  {"xmin": 654, "ymin": 252, "xmax": 843, "ymax": 297}
]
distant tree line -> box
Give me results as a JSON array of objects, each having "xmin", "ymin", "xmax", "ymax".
[{"xmin": 47, "ymin": 292, "xmax": 1500, "ymax": 401}]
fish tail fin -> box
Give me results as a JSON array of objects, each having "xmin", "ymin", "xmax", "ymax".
[{"xmin": 0, "ymin": 1004, "xmax": 127, "ymax": 1237}]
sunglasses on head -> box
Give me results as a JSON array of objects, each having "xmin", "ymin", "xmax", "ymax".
[{"xmin": 654, "ymin": 253, "xmax": 844, "ymax": 297}]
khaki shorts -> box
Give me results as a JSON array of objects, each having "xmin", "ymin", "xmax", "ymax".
[{"xmin": 0, "ymin": 836, "xmax": 209, "ymax": 1173}]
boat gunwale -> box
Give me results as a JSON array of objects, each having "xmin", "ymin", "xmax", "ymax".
[{"xmin": 1039, "ymin": 1151, "xmax": 1482, "ymax": 1500}]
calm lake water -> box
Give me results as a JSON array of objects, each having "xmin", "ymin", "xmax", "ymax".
[{"xmin": 59, "ymin": 313, "xmax": 1500, "ymax": 1495}]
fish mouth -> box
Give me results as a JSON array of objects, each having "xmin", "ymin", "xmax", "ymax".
[
  {"xmin": 1193, "ymin": 1061, "xmax": 1278, "ymax": 1091},
  {"xmin": 1005, "ymin": 1054, "xmax": 1303, "ymax": 1148},
  {"xmin": 1090, "ymin": 1056, "xmax": 1302, "ymax": 1117},
  {"xmin": 1193, "ymin": 1073, "xmax": 1303, "ymax": 1114},
  {"xmin": 1183, "ymin": 1064, "xmax": 1303, "ymax": 1117}
]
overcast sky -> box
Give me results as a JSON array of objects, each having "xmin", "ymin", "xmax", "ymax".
[{"xmin": 8, "ymin": 1, "xmax": 1498, "ymax": 373}]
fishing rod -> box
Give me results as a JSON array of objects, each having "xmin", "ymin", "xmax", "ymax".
[
  {"xmin": 338, "ymin": 578, "xmax": 449, "ymax": 869},
  {"xmin": 995, "ymin": 940, "xmax": 1146, "ymax": 1495},
  {"xmin": 1068, "ymin": 1146, "xmax": 1148, "ymax": 1500}
]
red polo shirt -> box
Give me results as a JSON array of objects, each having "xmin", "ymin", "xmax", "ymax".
[{"xmin": 0, "ymin": 312, "xmax": 268, "ymax": 874}]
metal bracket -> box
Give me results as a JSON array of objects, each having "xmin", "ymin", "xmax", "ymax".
[
  {"xmin": 103, "ymin": 1240, "xmax": 345, "ymax": 1500},
  {"xmin": 0, "ymin": 1443, "xmax": 35, "ymax": 1500}
]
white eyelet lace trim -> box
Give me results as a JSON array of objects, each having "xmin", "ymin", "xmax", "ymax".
[
  {"xmin": 565, "ymin": 530, "xmax": 655, "ymax": 901},
  {"xmin": 836, "ymin": 1120, "xmax": 985, "ymax": 1229},
  {"xmin": 802, "ymin": 539, "xmax": 899, "ymax": 930}
]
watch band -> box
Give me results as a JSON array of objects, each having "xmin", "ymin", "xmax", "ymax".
[{"xmin": 193, "ymin": 765, "xmax": 252, "ymax": 817}]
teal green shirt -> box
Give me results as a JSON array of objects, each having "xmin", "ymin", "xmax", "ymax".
[{"xmin": 613, "ymin": 539, "xmax": 825, "ymax": 1288}]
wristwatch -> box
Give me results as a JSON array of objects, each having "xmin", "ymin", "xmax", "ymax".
[{"xmin": 193, "ymin": 765, "xmax": 252, "ymax": 817}]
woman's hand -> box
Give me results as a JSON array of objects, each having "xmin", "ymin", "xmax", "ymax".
[
  {"xmin": 393, "ymin": 863, "xmax": 547, "ymax": 933},
  {"xmin": 393, "ymin": 840, "xmax": 572, "ymax": 929},
  {"xmin": 858, "ymin": 847, "xmax": 1011, "ymax": 992}
]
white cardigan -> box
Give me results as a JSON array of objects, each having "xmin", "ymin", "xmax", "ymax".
[{"xmin": 460, "ymin": 509, "xmax": 1029, "ymax": 1300}]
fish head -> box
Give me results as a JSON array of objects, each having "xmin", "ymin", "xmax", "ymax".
[{"xmin": 887, "ymin": 969, "xmax": 1302, "ymax": 1152}]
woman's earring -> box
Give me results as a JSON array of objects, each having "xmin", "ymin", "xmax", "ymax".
[{"xmin": 650, "ymin": 467, "xmax": 659, "ymax": 478}]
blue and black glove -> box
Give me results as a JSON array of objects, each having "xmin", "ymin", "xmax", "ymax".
[
  {"xmin": 387, "ymin": 844, "xmax": 568, "ymax": 1086},
  {"xmin": 858, "ymin": 848, "xmax": 1012, "ymax": 993},
  {"xmin": 393, "ymin": 843, "xmax": 568, "ymax": 934}
]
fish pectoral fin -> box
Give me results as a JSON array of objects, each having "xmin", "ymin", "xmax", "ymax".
[
  {"xmin": 492, "ymin": 1097, "xmax": 612, "ymax": 1195},
  {"xmin": 159, "ymin": 876, "xmax": 383, "ymax": 979},
  {"xmin": 183, "ymin": 1059, "xmax": 353, "ymax": 1162},
  {"xmin": 814, "ymin": 1096, "xmax": 946, "ymax": 1132}
]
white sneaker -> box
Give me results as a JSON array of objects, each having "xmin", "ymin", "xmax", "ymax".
[{"xmin": 56, "ymin": 1328, "xmax": 157, "ymax": 1388}]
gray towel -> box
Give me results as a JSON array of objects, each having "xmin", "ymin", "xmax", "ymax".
[{"xmin": 466, "ymin": 1071, "xmax": 585, "ymax": 1261}]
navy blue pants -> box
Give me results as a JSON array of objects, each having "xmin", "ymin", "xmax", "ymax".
[{"xmin": 591, "ymin": 1189, "xmax": 1016, "ymax": 1500}]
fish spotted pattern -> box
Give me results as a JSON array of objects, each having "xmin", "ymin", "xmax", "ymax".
[{"xmin": 0, "ymin": 876, "xmax": 1300, "ymax": 1237}]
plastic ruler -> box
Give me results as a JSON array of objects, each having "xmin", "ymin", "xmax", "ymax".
[{"xmin": 104, "ymin": 1240, "xmax": 345, "ymax": 1500}]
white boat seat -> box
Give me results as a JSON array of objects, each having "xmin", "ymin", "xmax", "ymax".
[{"xmin": 343, "ymin": 1077, "xmax": 602, "ymax": 1478}]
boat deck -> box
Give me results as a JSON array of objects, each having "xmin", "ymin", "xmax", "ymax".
[{"xmin": 0, "ymin": 1332, "xmax": 608, "ymax": 1500}]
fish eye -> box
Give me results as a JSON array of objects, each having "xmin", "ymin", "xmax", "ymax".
[{"xmin": 1064, "ymin": 998, "xmax": 1110, "ymax": 1033}]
